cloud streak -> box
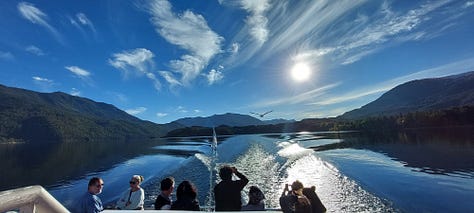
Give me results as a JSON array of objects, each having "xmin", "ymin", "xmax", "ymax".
[
  {"xmin": 0, "ymin": 51, "xmax": 14, "ymax": 60},
  {"xmin": 26, "ymin": 45, "xmax": 45, "ymax": 56},
  {"xmin": 240, "ymin": 0, "xmax": 271, "ymax": 45},
  {"xmin": 70, "ymin": 12, "xmax": 97, "ymax": 37},
  {"xmin": 229, "ymin": 0, "xmax": 461, "ymax": 69},
  {"xmin": 108, "ymin": 48, "xmax": 161, "ymax": 90},
  {"xmin": 32, "ymin": 76, "xmax": 54, "ymax": 91},
  {"xmin": 70, "ymin": 88, "xmax": 81, "ymax": 96},
  {"xmin": 17, "ymin": 2, "xmax": 63, "ymax": 44},
  {"xmin": 65, "ymin": 66, "xmax": 91, "ymax": 78},
  {"xmin": 126, "ymin": 107, "xmax": 147, "ymax": 115},
  {"xmin": 310, "ymin": 57, "xmax": 474, "ymax": 106},
  {"xmin": 146, "ymin": 0, "xmax": 223, "ymax": 86},
  {"xmin": 251, "ymin": 83, "xmax": 341, "ymax": 108}
]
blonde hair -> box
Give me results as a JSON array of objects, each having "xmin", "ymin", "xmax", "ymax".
[{"xmin": 132, "ymin": 175, "xmax": 144, "ymax": 183}]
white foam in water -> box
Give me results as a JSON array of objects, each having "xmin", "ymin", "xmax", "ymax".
[
  {"xmin": 278, "ymin": 141, "xmax": 398, "ymax": 212},
  {"xmin": 226, "ymin": 138, "xmax": 398, "ymax": 212}
]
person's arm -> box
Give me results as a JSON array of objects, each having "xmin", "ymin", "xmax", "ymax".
[
  {"xmin": 115, "ymin": 190, "xmax": 128, "ymax": 209},
  {"xmin": 233, "ymin": 167, "xmax": 249, "ymax": 188},
  {"xmin": 281, "ymin": 184, "xmax": 289, "ymax": 197}
]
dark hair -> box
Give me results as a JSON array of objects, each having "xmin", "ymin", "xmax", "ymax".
[
  {"xmin": 176, "ymin": 180, "xmax": 197, "ymax": 200},
  {"xmin": 291, "ymin": 180, "xmax": 304, "ymax": 191},
  {"xmin": 88, "ymin": 177, "xmax": 102, "ymax": 187},
  {"xmin": 248, "ymin": 186, "xmax": 265, "ymax": 204},
  {"xmin": 219, "ymin": 165, "xmax": 233, "ymax": 181},
  {"xmin": 161, "ymin": 177, "xmax": 175, "ymax": 191}
]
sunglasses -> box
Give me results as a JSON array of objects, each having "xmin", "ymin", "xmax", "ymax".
[{"xmin": 129, "ymin": 181, "xmax": 137, "ymax": 184}]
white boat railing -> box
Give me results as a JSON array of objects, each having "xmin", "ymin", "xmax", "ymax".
[
  {"xmin": 0, "ymin": 185, "xmax": 281, "ymax": 213},
  {"xmin": 0, "ymin": 185, "xmax": 69, "ymax": 213}
]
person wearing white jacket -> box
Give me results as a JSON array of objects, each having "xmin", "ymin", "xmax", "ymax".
[{"xmin": 116, "ymin": 175, "xmax": 145, "ymax": 210}]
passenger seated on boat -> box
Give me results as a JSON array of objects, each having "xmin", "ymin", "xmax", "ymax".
[
  {"xmin": 241, "ymin": 185, "xmax": 265, "ymax": 211},
  {"xmin": 214, "ymin": 165, "xmax": 249, "ymax": 211},
  {"xmin": 170, "ymin": 180, "xmax": 200, "ymax": 211},
  {"xmin": 116, "ymin": 175, "xmax": 145, "ymax": 210},
  {"xmin": 154, "ymin": 176, "xmax": 175, "ymax": 210},
  {"xmin": 280, "ymin": 181, "xmax": 312, "ymax": 213},
  {"xmin": 73, "ymin": 177, "xmax": 104, "ymax": 213},
  {"xmin": 302, "ymin": 186, "xmax": 326, "ymax": 213}
]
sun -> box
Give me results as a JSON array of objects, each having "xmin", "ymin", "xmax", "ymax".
[{"xmin": 290, "ymin": 62, "xmax": 311, "ymax": 82}]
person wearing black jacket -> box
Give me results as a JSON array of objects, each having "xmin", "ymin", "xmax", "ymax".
[
  {"xmin": 170, "ymin": 180, "xmax": 200, "ymax": 211},
  {"xmin": 214, "ymin": 165, "xmax": 249, "ymax": 211},
  {"xmin": 154, "ymin": 177, "xmax": 174, "ymax": 210}
]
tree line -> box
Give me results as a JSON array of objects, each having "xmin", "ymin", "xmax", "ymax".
[{"xmin": 166, "ymin": 106, "xmax": 474, "ymax": 137}]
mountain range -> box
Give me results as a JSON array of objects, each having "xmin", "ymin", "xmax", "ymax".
[
  {"xmin": 0, "ymin": 84, "xmax": 181, "ymax": 143},
  {"xmin": 0, "ymin": 71, "xmax": 472, "ymax": 143},
  {"xmin": 173, "ymin": 113, "xmax": 295, "ymax": 127},
  {"xmin": 341, "ymin": 71, "xmax": 474, "ymax": 119}
]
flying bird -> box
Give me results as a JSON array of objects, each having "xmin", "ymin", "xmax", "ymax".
[{"xmin": 250, "ymin": 110, "xmax": 273, "ymax": 118}]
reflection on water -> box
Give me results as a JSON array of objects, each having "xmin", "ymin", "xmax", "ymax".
[
  {"xmin": 313, "ymin": 127, "xmax": 474, "ymax": 178},
  {"xmin": 0, "ymin": 140, "xmax": 168, "ymax": 191},
  {"xmin": 1, "ymin": 127, "xmax": 473, "ymax": 212}
]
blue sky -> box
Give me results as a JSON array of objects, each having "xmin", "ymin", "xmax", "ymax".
[{"xmin": 1, "ymin": 0, "xmax": 473, "ymax": 124}]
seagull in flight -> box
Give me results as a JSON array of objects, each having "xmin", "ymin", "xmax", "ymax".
[{"xmin": 250, "ymin": 110, "xmax": 273, "ymax": 118}]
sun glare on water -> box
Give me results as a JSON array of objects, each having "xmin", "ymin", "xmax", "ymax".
[{"xmin": 291, "ymin": 62, "xmax": 311, "ymax": 82}]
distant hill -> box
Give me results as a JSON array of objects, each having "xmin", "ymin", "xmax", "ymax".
[
  {"xmin": 263, "ymin": 118, "xmax": 296, "ymax": 125},
  {"xmin": 174, "ymin": 113, "xmax": 264, "ymax": 127},
  {"xmin": 173, "ymin": 113, "xmax": 295, "ymax": 127},
  {"xmin": 341, "ymin": 71, "xmax": 474, "ymax": 119},
  {"xmin": 0, "ymin": 84, "xmax": 181, "ymax": 143}
]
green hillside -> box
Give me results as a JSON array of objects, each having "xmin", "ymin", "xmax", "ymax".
[{"xmin": 0, "ymin": 84, "xmax": 180, "ymax": 144}]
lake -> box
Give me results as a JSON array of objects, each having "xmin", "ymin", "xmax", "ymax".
[{"xmin": 1, "ymin": 127, "xmax": 473, "ymax": 212}]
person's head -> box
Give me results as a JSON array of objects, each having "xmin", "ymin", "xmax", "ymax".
[
  {"xmin": 176, "ymin": 180, "xmax": 197, "ymax": 200},
  {"xmin": 291, "ymin": 180, "xmax": 304, "ymax": 195},
  {"xmin": 88, "ymin": 177, "xmax": 104, "ymax": 195},
  {"xmin": 219, "ymin": 165, "xmax": 233, "ymax": 181},
  {"xmin": 130, "ymin": 175, "xmax": 144, "ymax": 189},
  {"xmin": 161, "ymin": 177, "xmax": 175, "ymax": 195},
  {"xmin": 248, "ymin": 186, "xmax": 265, "ymax": 205}
]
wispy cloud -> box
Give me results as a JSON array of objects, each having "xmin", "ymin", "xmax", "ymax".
[
  {"xmin": 335, "ymin": 0, "xmax": 452, "ymax": 65},
  {"xmin": 146, "ymin": 0, "xmax": 223, "ymax": 86},
  {"xmin": 310, "ymin": 57, "xmax": 474, "ymax": 106},
  {"xmin": 0, "ymin": 51, "xmax": 14, "ymax": 60},
  {"xmin": 229, "ymin": 43, "xmax": 240, "ymax": 54},
  {"xmin": 176, "ymin": 106, "xmax": 188, "ymax": 113},
  {"xmin": 65, "ymin": 66, "xmax": 91, "ymax": 78},
  {"xmin": 76, "ymin": 13, "xmax": 95, "ymax": 30},
  {"xmin": 32, "ymin": 76, "xmax": 54, "ymax": 91},
  {"xmin": 240, "ymin": 0, "xmax": 271, "ymax": 45},
  {"xmin": 25, "ymin": 45, "xmax": 45, "ymax": 56},
  {"xmin": 108, "ymin": 48, "xmax": 161, "ymax": 90},
  {"xmin": 126, "ymin": 107, "xmax": 147, "ymax": 115},
  {"xmin": 70, "ymin": 88, "xmax": 81, "ymax": 96},
  {"xmin": 229, "ymin": 0, "xmax": 460, "ymax": 68},
  {"xmin": 159, "ymin": 71, "xmax": 182, "ymax": 88},
  {"xmin": 206, "ymin": 65, "xmax": 224, "ymax": 85},
  {"xmin": 17, "ymin": 2, "xmax": 63, "ymax": 44},
  {"xmin": 70, "ymin": 12, "xmax": 97, "ymax": 36},
  {"xmin": 32, "ymin": 76, "xmax": 53, "ymax": 83},
  {"xmin": 464, "ymin": 1, "xmax": 474, "ymax": 8},
  {"xmin": 251, "ymin": 83, "xmax": 341, "ymax": 108},
  {"xmin": 156, "ymin": 112, "xmax": 168, "ymax": 117}
]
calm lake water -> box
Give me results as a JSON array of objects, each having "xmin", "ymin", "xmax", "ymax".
[{"xmin": 1, "ymin": 127, "xmax": 473, "ymax": 212}]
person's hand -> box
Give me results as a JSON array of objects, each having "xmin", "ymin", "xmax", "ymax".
[
  {"xmin": 284, "ymin": 184, "xmax": 289, "ymax": 191},
  {"xmin": 231, "ymin": 166, "xmax": 237, "ymax": 173}
]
